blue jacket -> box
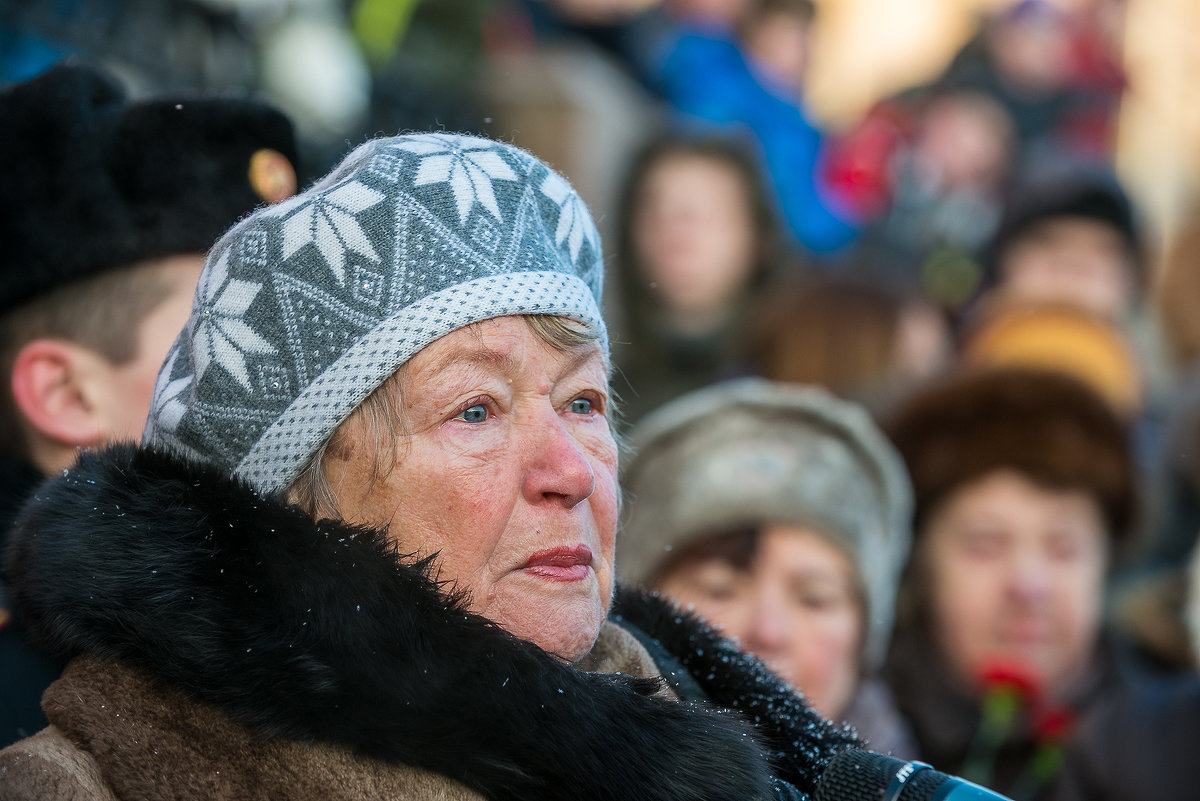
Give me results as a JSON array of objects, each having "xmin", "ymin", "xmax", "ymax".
[{"xmin": 654, "ymin": 25, "xmax": 858, "ymax": 255}]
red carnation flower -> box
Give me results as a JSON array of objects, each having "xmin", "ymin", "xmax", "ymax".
[{"xmin": 977, "ymin": 658, "xmax": 1044, "ymax": 706}]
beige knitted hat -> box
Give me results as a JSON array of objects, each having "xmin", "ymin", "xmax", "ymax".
[{"xmin": 617, "ymin": 378, "xmax": 912, "ymax": 669}]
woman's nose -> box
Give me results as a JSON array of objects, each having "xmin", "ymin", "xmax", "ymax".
[
  {"xmin": 521, "ymin": 411, "xmax": 595, "ymax": 508},
  {"xmin": 744, "ymin": 591, "xmax": 789, "ymax": 653}
]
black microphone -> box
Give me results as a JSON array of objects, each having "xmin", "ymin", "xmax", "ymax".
[{"xmin": 815, "ymin": 749, "xmax": 1013, "ymax": 801}]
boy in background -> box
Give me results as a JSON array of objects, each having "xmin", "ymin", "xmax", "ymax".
[{"xmin": 0, "ymin": 62, "xmax": 298, "ymax": 746}]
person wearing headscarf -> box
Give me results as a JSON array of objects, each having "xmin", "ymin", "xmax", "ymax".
[{"xmin": 618, "ymin": 378, "xmax": 915, "ymax": 756}]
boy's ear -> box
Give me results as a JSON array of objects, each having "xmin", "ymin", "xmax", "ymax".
[{"xmin": 9, "ymin": 339, "xmax": 108, "ymax": 449}]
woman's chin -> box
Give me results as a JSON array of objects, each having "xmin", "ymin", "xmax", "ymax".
[{"xmin": 485, "ymin": 579, "xmax": 608, "ymax": 662}]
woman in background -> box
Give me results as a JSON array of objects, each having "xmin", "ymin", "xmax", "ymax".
[
  {"xmin": 611, "ymin": 135, "xmax": 781, "ymax": 424},
  {"xmin": 618, "ymin": 378, "xmax": 916, "ymax": 755}
]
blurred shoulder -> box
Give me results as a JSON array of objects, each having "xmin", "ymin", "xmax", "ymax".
[{"xmin": 1058, "ymin": 673, "xmax": 1200, "ymax": 801}]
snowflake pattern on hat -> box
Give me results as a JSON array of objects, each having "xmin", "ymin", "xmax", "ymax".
[
  {"xmin": 540, "ymin": 171, "xmax": 599, "ymax": 262},
  {"xmin": 277, "ymin": 181, "xmax": 386, "ymax": 281},
  {"xmin": 393, "ymin": 134, "xmax": 520, "ymax": 224},
  {"xmin": 145, "ymin": 133, "xmax": 606, "ymax": 492},
  {"xmin": 191, "ymin": 249, "xmax": 275, "ymax": 391},
  {"xmin": 148, "ymin": 348, "xmax": 191, "ymax": 436}
]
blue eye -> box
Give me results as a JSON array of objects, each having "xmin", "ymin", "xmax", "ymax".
[
  {"xmin": 570, "ymin": 398, "xmax": 592, "ymax": 414},
  {"xmin": 460, "ymin": 404, "xmax": 488, "ymax": 423}
]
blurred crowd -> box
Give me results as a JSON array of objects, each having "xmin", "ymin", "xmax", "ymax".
[{"xmin": 2, "ymin": 1, "xmax": 1200, "ymax": 799}]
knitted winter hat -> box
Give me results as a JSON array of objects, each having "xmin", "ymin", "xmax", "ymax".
[
  {"xmin": 616, "ymin": 378, "xmax": 913, "ymax": 670},
  {"xmin": 145, "ymin": 132, "xmax": 605, "ymax": 493},
  {"xmin": 983, "ymin": 158, "xmax": 1143, "ymax": 294},
  {"xmin": 0, "ymin": 61, "xmax": 299, "ymax": 315}
]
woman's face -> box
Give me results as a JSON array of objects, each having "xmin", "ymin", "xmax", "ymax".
[
  {"xmin": 324, "ymin": 316, "xmax": 619, "ymax": 663},
  {"xmin": 657, "ymin": 525, "xmax": 862, "ymax": 719},
  {"xmin": 632, "ymin": 154, "xmax": 758, "ymax": 325},
  {"xmin": 922, "ymin": 470, "xmax": 1108, "ymax": 700}
]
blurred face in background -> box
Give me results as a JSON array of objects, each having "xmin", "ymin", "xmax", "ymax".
[
  {"xmin": 921, "ymin": 469, "xmax": 1108, "ymax": 701},
  {"xmin": 914, "ymin": 93, "xmax": 1013, "ymax": 192},
  {"xmin": 656, "ymin": 524, "xmax": 863, "ymax": 719},
  {"xmin": 632, "ymin": 153, "xmax": 759, "ymax": 332},
  {"xmin": 744, "ymin": 11, "xmax": 812, "ymax": 92},
  {"xmin": 1000, "ymin": 216, "xmax": 1133, "ymax": 320},
  {"xmin": 989, "ymin": 5, "xmax": 1073, "ymax": 93}
]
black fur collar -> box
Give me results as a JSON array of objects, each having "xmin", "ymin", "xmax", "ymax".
[{"xmin": 5, "ymin": 444, "xmax": 857, "ymax": 800}]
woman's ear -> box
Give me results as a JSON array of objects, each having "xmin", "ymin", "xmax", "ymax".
[{"xmin": 9, "ymin": 338, "xmax": 109, "ymax": 449}]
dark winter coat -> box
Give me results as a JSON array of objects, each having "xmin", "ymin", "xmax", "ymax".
[
  {"xmin": 1054, "ymin": 672, "xmax": 1200, "ymax": 801},
  {"xmin": 884, "ymin": 625, "xmax": 1158, "ymax": 801},
  {"xmin": 0, "ymin": 454, "xmax": 63, "ymax": 748},
  {"xmin": 0, "ymin": 444, "xmax": 860, "ymax": 800}
]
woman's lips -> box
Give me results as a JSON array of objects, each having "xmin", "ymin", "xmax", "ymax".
[{"xmin": 522, "ymin": 544, "xmax": 593, "ymax": 582}]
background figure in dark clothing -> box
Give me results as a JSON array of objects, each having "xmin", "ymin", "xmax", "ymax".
[
  {"xmin": 610, "ymin": 134, "xmax": 781, "ymax": 425},
  {"xmin": 1108, "ymin": 198, "xmax": 1200, "ymax": 675},
  {"xmin": 937, "ymin": 0, "xmax": 1126, "ymax": 164},
  {"xmin": 1052, "ymin": 541, "xmax": 1200, "ymax": 801},
  {"xmin": 0, "ymin": 63, "xmax": 297, "ymax": 747},
  {"xmin": 882, "ymin": 366, "xmax": 1160, "ymax": 801},
  {"xmin": 825, "ymin": 86, "xmax": 1016, "ymax": 308}
]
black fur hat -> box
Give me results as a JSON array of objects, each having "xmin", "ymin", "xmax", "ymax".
[
  {"xmin": 0, "ymin": 61, "xmax": 299, "ymax": 315},
  {"xmin": 983, "ymin": 157, "xmax": 1143, "ymax": 293}
]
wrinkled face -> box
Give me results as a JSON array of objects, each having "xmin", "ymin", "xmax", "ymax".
[
  {"xmin": 923, "ymin": 470, "xmax": 1107, "ymax": 700},
  {"xmin": 632, "ymin": 154, "xmax": 758, "ymax": 323},
  {"xmin": 1001, "ymin": 216, "xmax": 1133, "ymax": 320},
  {"xmin": 108, "ymin": 254, "xmax": 205, "ymax": 441},
  {"xmin": 324, "ymin": 316, "xmax": 619, "ymax": 663},
  {"xmin": 657, "ymin": 525, "xmax": 862, "ymax": 719}
]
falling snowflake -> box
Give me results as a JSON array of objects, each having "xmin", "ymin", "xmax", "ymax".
[
  {"xmin": 277, "ymin": 181, "xmax": 386, "ymax": 282},
  {"xmin": 192, "ymin": 249, "xmax": 276, "ymax": 391},
  {"xmin": 391, "ymin": 134, "xmax": 518, "ymax": 225},
  {"xmin": 540, "ymin": 171, "xmax": 598, "ymax": 263},
  {"xmin": 148, "ymin": 347, "xmax": 192, "ymax": 435}
]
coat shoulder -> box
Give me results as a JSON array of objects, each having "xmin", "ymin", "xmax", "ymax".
[{"xmin": 0, "ymin": 726, "xmax": 118, "ymax": 801}]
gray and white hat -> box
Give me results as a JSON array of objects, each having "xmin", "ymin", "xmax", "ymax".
[
  {"xmin": 617, "ymin": 378, "xmax": 913, "ymax": 670},
  {"xmin": 145, "ymin": 132, "xmax": 606, "ymax": 492}
]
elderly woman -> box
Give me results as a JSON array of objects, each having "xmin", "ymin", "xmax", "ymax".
[
  {"xmin": 0, "ymin": 134, "xmax": 858, "ymax": 800},
  {"xmin": 618, "ymin": 379, "xmax": 916, "ymax": 756}
]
